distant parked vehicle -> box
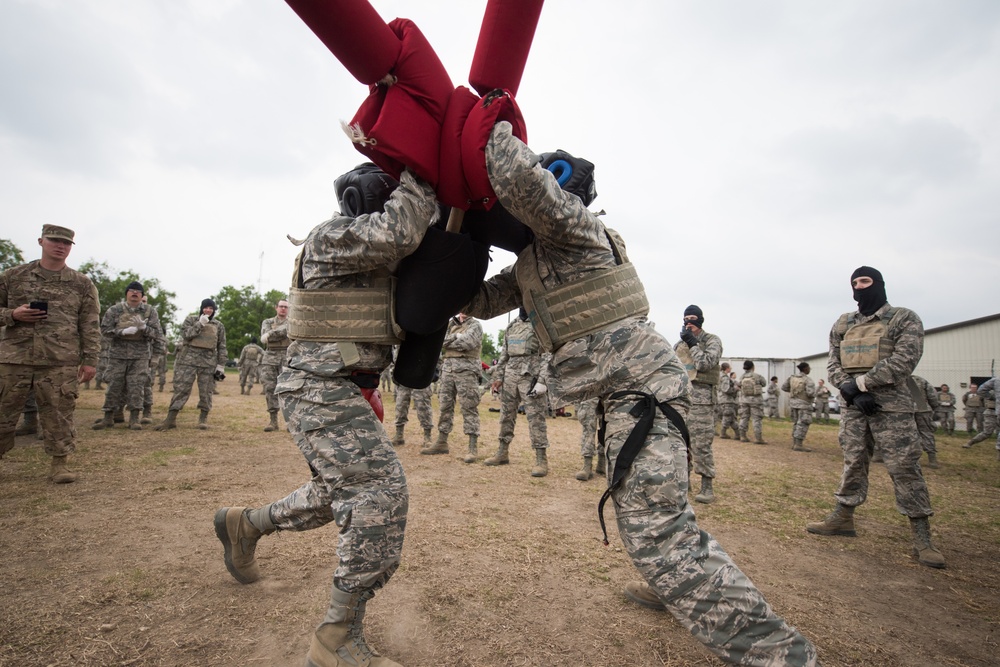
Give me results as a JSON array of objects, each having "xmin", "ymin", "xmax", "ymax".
[{"xmin": 829, "ymin": 396, "xmax": 841, "ymax": 414}]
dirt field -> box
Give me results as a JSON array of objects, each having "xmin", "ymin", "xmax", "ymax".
[{"xmin": 1, "ymin": 372, "xmax": 998, "ymax": 667}]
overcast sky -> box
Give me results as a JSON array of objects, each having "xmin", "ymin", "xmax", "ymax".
[{"xmin": 2, "ymin": 0, "xmax": 998, "ymax": 359}]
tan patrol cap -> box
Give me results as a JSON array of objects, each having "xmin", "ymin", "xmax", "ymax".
[{"xmin": 41, "ymin": 224, "xmax": 75, "ymax": 244}]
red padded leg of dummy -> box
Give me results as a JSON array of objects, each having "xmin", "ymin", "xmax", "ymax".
[
  {"xmin": 436, "ymin": 87, "xmax": 479, "ymax": 209},
  {"xmin": 284, "ymin": 0, "xmax": 400, "ymax": 85},
  {"xmin": 469, "ymin": 0, "xmax": 545, "ymax": 97}
]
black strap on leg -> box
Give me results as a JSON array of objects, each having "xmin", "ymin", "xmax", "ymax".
[{"xmin": 597, "ymin": 390, "xmax": 691, "ymax": 545}]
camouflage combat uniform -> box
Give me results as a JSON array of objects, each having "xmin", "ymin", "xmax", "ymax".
[
  {"xmin": 143, "ymin": 329, "xmax": 166, "ymax": 416},
  {"xmin": 393, "ymin": 382, "xmax": 434, "ymax": 434},
  {"xmin": 436, "ymin": 316, "xmax": 484, "ymax": 440},
  {"xmin": 717, "ymin": 372, "xmax": 739, "ymax": 438},
  {"xmin": 0, "ymin": 260, "xmax": 100, "ymax": 459},
  {"xmin": 168, "ymin": 313, "xmax": 227, "ymax": 415},
  {"xmin": 782, "ymin": 371, "xmax": 816, "ymax": 443},
  {"xmin": 827, "ymin": 304, "xmax": 933, "ymax": 518},
  {"xmin": 814, "ymin": 383, "xmax": 831, "ymax": 421},
  {"xmin": 674, "ymin": 330, "xmax": 722, "ymax": 480},
  {"xmin": 95, "ymin": 332, "xmax": 112, "ymax": 387},
  {"xmin": 262, "ymin": 170, "xmax": 437, "ymax": 596},
  {"xmin": 494, "ymin": 317, "xmax": 550, "ymax": 454},
  {"xmin": 909, "ymin": 375, "xmax": 940, "ymax": 459},
  {"xmin": 935, "ymin": 388, "xmax": 956, "ymax": 435},
  {"xmin": 965, "ymin": 378, "xmax": 998, "ymax": 449},
  {"xmin": 155, "ymin": 350, "xmax": 167, "ymax": 391},
  {"xmin": 962, "ymin": 389, "xmax": 984, "ymax": 433},
  {"xmin": 765, "ymin": 379, "xmax": 780, "ymax": 418},
  {"xmin": 738, "ymin": 371, "xmax": 767, "ymax": 441},
  {"xmin": 260, "ymin": 316, "xmax": 290, "ymax": 420},
  {"xmin": 464, "ymin": 122, "xmax": 817, "ymax": 666},
  {"xmin": 238, "ymin": 341, "xmax": 264, "ymax": 393},
  {"xmin": 100, "ymin": 300, "xmax": 162, "ymax": 414}
]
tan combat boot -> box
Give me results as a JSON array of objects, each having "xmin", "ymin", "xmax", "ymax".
[
  {"xmin": 484, "ymin": 442, "xmax": 510, "ymax": 466},
  {"xmin": 791, "ymin": 438, "xmax": 812, "ymax": 452},
  {"xmin": 15, "ymin": 412, "xmax": 38, "ymax": 436},
  {"xmin": 462, "ymin": 434, "xmax": 478, "ymax": 464},
  {"xmin": 623, "ymin": 581, "xmax": 665, "ymax": 611},
  {"xmin": 49, "ymin": 456, "xmax": 78, "ymax": 484},
  {"xmin": 420, "ymin": 432, "xmax": 449, "ymax": 455},
  {"xmin": 910, "ymin": 517, "xmax": 946, "ymax": 569},
  {"xmin": 806, "ymin": 504, "xmax": 856, "ymax": 536},
  {"xmin": 694, "ymin": 475, "xmax": 715, "ymax": 504},
  {"xmin": 392, "ymin": 425, "xmax": 405, "ymax": 447},
  {"xmin": 140, "ymin": 406, "xmax": 153, "ymax": 425},
  {"xmin": 531, "ymin": 448, "xmax": 548, "ymax": 477},
  {"xmin": 926, "ymin": 451, "xmax": 939, "ymax": 468},
  {"xmin": 91, "ymin": 411, "xmax": 114, "ymax": 430},
  {"xmin": 263, "ymin": 411, "xmax": 279, "ymax": 432},
  {"xmin": 129, "ymin": 409, "xmax": 142, "ymax": 431},
  {"xmin": 214, "ymin": 506, "xmax": 273, "ymax": 584},
  {"xmin": 113, "ymin": 408, "xmax": 125, "ymax": 424},
  {"xmin": 575, "ymin": 456, "xmax": 594, "ymax": 481},
  {"xmin": 197, "ymin": 409, "xmax": 210, "ymax": 430},
  {"xmin": 739, "ymin": 431, "xmax": 750, "ymax": 443},
  {"xmin": 305, "ymin": 588, "xmax": 401, "ymax": 667},
  {"xmin": 153, "ymin": 409, "xmax": 179, "ymax": 431},
  {"xmin": 596, "ymin": 451, "xmax": 607, "ymax": 476},
  {"xmin": 422, "ymin": 429, "xmax": 432, "ymax": 447}
]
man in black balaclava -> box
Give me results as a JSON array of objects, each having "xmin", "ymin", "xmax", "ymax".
[{"xmin": 807, "ymin": 266, "xmax": 946, "ymax": 569}]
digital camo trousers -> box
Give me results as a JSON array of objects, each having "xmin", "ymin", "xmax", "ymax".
[
  {"xmin": 0, "ymin": 364, "xmax": 79, "ymax": 458},
  {"xmin": 577, "ymin": 398, "xmax": 599, "ymax": 457},
  {"xmin": 240, "ymin": 361, "xmax": 259, "ymax": 390},
  {"xmin": 102, "ymin": 357, "xmax": 149, "ymax": 412},
  {"xmin": 720, "ymin": 404, "xmax": 737, "ymax": 436},
  {"xmin": 738, "ymin": 403, "xmax": 764, "ymax": 439},
  {"xmin": 914, "ymin": 413, "xmax": 937, "ymax": 454},
  {"xmin": 791, "ymin": 407, "xmax": 813, "ymax": 442},
  {"xmin": 393, "ymin": 384, "xmax": 434, "ymax": 431},
  {"xmin": 498, "ymin": 373, "xmax": 548, "ymax": 449},
  {"xmin": 834, "ymin": 409, "xmax": 933, "ymax": 518},
  {"xmin": 603, "ymin": 398, "xmax": 818, "ymax": 666},
  {"xmin": 437, "ymin": 366, "xmax": 481, "ymax": 437},
  {"xmin": 688, "ymin": 401, "xmax": 716, "ymax": 479},
  {"xmin": 270, "ymin": 370, "xmax": 408, "ymax": 593},
  {"xmin": 260, "ymin": 362, "xmax": 283, "ymax": 414},
  {"xmin": 168, "ymin": 364, "xmax": 214, "ymax": 413},
  {"xmin": 966, "ymin": 411, "xmax": 998, "ymax": 446}
]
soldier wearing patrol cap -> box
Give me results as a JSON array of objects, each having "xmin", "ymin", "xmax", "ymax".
[{"xmin": 0, "ymin": 224, "xmax": 101, "ymax": 483}]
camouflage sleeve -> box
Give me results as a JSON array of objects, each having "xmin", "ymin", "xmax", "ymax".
[
  {"xmin": 862, "ymin": 308, "xmax": 923, "ymax": 392},
  {"xmin": 494, "ymin": 336, "xmax": 509, "ymax": 384},
  {"xmin": 144, "ymin": 307, "xmax": 161, "ymax": 343},
  {"xmin": 925, "ymin": 381, "xmax": 941, "ymax": 410},
  {"xmin": 485, "ymin": 122, "xmax": 607, "ymax": 249},
  {"xmin": 0, "ymin": 269, "xmax": 14, "ymax": 327},
  {"xmin": 79, "ymin": 279, "xmax": 101, "ymax": 367},
  {"xmin": 980, "ymin": 377, "xmax": 996, "ymax": 394},
  {"xmin": 452, "ymin": 319, "xmax": 483, "ymax": 354},
  {"xmin": 827, "ymin": 317, "xmax": 849, "ymax": 390},
  {"xmin": 100, "ymin": 304, "xmax": 120, "ymax": 338},
  {"xmin": 806, "ymin": 376, "xmax": 817, "ymax": 399},
  {"xmin": 181, "ymin": 315, "xmax": 200, "ymax": 341},
  {"xmin": 302, "ymin": 170, "xmax": 438, "ymax": 279},
  {"xmin": 216, "ymin": 321, "xmax": 228, "ymax": 366},
  {"xmin": 238, "ymin": 346, "xmax": 247, "ymax": 364},
  {"xmin": 781, "ymin": 377, "xmax": 791, "ymax": 393},
  {"xmin": 689, "ymin": 333, "xmax": 722, "ymax": 372},
  {"xmin": 464, "ymin": 264, "xmax": 522, "ymax": 321},
  {"xmin": 260, "ymin": 318, "xmax": 273, "ymax": 344},
  {"xmin": 758, "ymin": 374, "xmax": 767, "ymax": 389},
  {"xmin": 538, "ymin": 351, "xmax": 553, "ymax": 385}
]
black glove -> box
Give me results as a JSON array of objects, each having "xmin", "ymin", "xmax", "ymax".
[
  {"xmin": 853, "ymin": 392, "xmax": 879, "ymax": 416},
  {"xmin": 839, "ymin": 379, "xmax": 862, "ymax": 406},
  {"xmin": 213, "ymin": 370, "xmax": 226, "ymax": 382},
  {"xmin": 680, "ymin": 328, "xmax": 699, "ymax": 347}
]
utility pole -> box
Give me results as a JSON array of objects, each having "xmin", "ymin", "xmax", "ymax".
[{"xmin": 257, "ymin": 251, "xmax": 264, "ymax": 294}]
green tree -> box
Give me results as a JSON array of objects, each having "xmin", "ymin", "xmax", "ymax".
[
  {"xmin": 78, "ymin": 260, "xmax": 177, "ymax": 337},
  {"xmin": 212, "ymin": 285, "xmax": 287, "ymax": 361},
  {"xmin": 481, "ymin": 331, "xmax": 500, "ymax": 363},
  {"xmin": 0, "ymin": 239, "xmax": 25, "ymax": 272}
]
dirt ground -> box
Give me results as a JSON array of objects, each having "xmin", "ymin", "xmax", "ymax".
[{"xmin": 1, "ymin": 373, "xmax": 998, "ymax": 667}]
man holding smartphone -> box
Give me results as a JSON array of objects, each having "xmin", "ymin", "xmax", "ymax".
[{"xmin": 0, "ymin": 224, "xmax": 100, "ymax": 483}]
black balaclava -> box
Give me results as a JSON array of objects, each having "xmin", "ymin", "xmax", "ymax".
[
  {"xmin": 518, "ymin": 306, "xmax": 528, "ymax": 321},
  {"xmin": 201, "ymin": 298, "xmax": 217, "ymax": 320},
  {"xmin": 683, "ymin": 304, "xmax": 704, "ymax": 328},
  {"xmin": 851, "ymin": 266, "xmax": 887, "ymax": 316}
]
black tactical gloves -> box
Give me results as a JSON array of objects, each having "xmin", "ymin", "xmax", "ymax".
[
  {"xmin": 840, "ymin": 378, "xmax": 878, "ymax": 415},
  {"xmin": 839, "ymin": 379, "xmax": 862, "ymax": 406},
  {"xmin": 680, "ymin": 328, "xmax": 699, "ymax": 347}
]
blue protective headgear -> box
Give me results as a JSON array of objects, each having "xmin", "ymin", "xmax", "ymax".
[{"xmin": 539, "ymin": 150, "xmax": 597, "ymax": 206}]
